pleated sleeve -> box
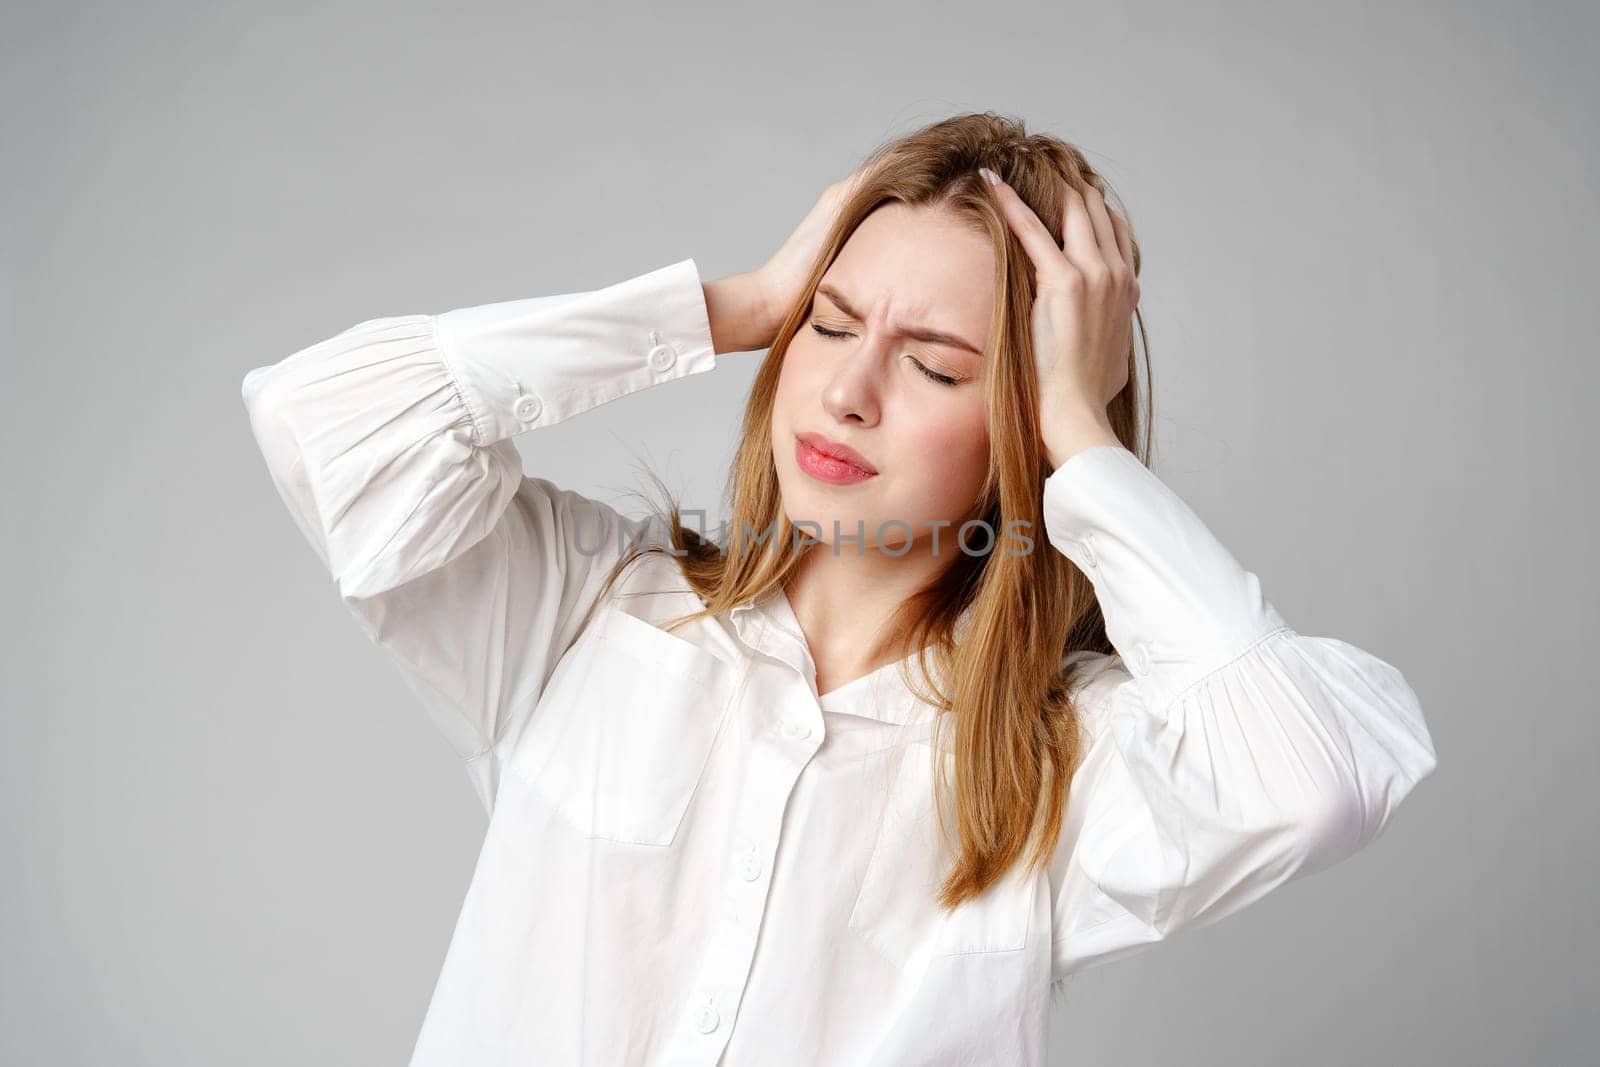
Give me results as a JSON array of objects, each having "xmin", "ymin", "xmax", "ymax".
[
  {"xmin": 1043, "ymin": 445, "xmax": 1438, "ymax": 981},
  {"xmin": 239, "ymin": 259, "xmax": 719, "ymax": 813}
]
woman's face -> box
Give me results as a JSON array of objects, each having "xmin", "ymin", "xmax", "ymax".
[{"xmin": 771, "ymin": 200, "xmax": 995, "ymax": 557}]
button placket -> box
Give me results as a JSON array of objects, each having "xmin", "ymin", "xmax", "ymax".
[{"xmin": 679, "ymin": 690, "xmax": 808, "ymax": 1057}]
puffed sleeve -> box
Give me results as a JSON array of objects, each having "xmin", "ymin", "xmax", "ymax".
[
  {"xmin": 239, "ymin": 259, "xmax": 719, "ymax": 814},
  {"xmin": 1043, "ymin": 445, "xmax": 1438, "ymax": 982}
]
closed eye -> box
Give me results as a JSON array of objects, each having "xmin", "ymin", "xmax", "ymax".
[{"xmin": 809, "ymin": 322, "xmax": 964, "ymax": 387}]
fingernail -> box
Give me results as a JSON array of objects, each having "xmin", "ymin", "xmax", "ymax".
[{"xmin": 978, "ymin": 167, "xmax": 1001, "ymax": 186}]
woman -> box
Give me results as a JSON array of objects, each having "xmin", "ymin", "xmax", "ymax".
[{"xmin": 241, "ymin": 113, "xmax": 1437, "ymax": 1065}]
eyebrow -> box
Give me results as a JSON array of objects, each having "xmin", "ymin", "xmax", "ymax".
[{"xmin": 815, "ymin": 283, "xmax": 985, "ymax": 358}]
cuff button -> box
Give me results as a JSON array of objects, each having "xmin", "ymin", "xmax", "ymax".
[
  {"xmin": 513, "ymin": 394, "xmax": 543, "ymax": 422},
  {"xmin": 647, "ymin": 342, "xmax": 678, "ymax": 371}
]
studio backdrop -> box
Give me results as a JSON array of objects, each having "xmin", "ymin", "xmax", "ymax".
[{"xmin": 2, "ymin": 2, "xmax": 1593, "ymax": 1065}]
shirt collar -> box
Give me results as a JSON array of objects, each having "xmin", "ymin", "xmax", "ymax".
[{"xmin": 728, "ymin": 584, "xmax": 972, "ymax": 728}]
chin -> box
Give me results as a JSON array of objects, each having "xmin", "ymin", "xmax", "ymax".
[{"xmin": 772, "ymin": 462, "xmax": 850, "ymax": 544}]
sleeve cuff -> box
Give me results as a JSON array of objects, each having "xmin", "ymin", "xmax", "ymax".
[
  {"xmin": 431, "ymin": 257, "xmax": 719, "ymax": 447},
  {"xmin": 1042, "ymin": 445, "xmax": 1289, "ymax": 711}
]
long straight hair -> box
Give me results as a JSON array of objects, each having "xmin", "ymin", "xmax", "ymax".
[{"xmin": 597, "ymin": 111, "xmax": 1152, "ymax": 912}]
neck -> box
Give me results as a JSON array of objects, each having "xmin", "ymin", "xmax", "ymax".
[{"xmin": 784, "ymin": 531, "xmax": 949, "ymax": 697}]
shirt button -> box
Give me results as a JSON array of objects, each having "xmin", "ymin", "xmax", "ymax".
[
  {"xmin": 647, "ymin": 342, "xmax": 677, "ymax": 371},
  {"xmin": 1132, "ymin": 644, "xmax": 1151, "ymax": 675},
  {"xmin": 1080, "ymin": 532, "xmax": 1097, "ymax": 568},
  {"xmin": 693, "ymin": 1002, "xmax": 720, "ymax": 1033},
  {"xmin": 512, "ymin": 393, "xmax": 542, "ymax": 422},
  {"xmin": 781, "ymin": 719, "xmax": 811, "ymax": 739},
  {"xmin": 737, "ymin": 853, "xmax": 763, "ymax": 881}
]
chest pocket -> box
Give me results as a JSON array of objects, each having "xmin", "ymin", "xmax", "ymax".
[
  {"xmin": 848, "ymin": 739, "xmax": 1038, "ymax": 971},
  {"xmin": 507, "ymin": 605, "xmax": 741, "ymax": 846}
]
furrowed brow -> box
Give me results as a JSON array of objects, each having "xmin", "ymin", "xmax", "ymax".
[{"xmin": 816, "ymin": 283, "xmax": 984, "ymax": 358}]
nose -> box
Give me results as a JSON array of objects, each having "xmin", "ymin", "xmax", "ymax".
[{"xmin": 819, "ymin": 336, "xmax": 883, "ymax": 427}]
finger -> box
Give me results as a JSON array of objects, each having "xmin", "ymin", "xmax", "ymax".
[
  {"xmin": 1109, "ymin": 204, "xmax": 1135, "ymax": 275},
  {"xmin": 829, "ymin": 168, "xmax": 865, "ymax": 204},
  {"xmin": 1081, "ymin": 186, "xmax": 1124, "ymax": 275},
  {"xmin": 1113, "ymin": 207, "xmax": 1139, "ymax": 307},
  {"xmin": 1059, "ymin": 179, "xmax": 1107, "ymax": 279},
  {"xmin": 826, "ymin": 163, "xmax": 872, "ymax": 206},
  {"xmin": 981, "ymin": 170, "xmax": 1073, "ymax": 285}
]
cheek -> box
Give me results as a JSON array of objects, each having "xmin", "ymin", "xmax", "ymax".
[
  {"xmin": 770, "ymin": 345, "xmax": 814, "ymax": 425},
  {"xmin": 898, "ymin": 399, "xmax": 990, "ymax": 499}
]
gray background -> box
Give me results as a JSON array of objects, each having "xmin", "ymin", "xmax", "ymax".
[{"xmin": 3, "ymin": 2, "xmax": 1594, "ymax": 1064}]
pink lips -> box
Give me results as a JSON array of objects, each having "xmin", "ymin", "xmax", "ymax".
[{"xmin": 794, "ymin": 432, "xmax": 878, "ymax": 485}]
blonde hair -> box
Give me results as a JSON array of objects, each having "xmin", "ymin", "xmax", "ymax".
[{"xmin": 599, "ymin": 111, "xmax": 1152, "ymax": 911}]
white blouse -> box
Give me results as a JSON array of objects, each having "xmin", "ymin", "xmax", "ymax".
[{"xmin": 240, "ymin": 257, "xmax": 1438, "ymax": 1066}]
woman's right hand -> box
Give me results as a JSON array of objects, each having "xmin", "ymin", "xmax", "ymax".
[
  {"xmin": 705, "ymin": 166, "xmax": 872, "ymax": 354},
  {"xmin": 753, "ymin": 165, "xmax": 873, "ymax": 334}
]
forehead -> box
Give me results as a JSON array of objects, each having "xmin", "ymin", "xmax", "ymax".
[{"xmin": 820, "ymin": 201, "xmax": 995, "ymax": 346}]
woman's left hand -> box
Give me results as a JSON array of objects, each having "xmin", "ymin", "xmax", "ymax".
[{"xmin": 982, "ymin": 169, "xmax": 1140, "ymax": 468}]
